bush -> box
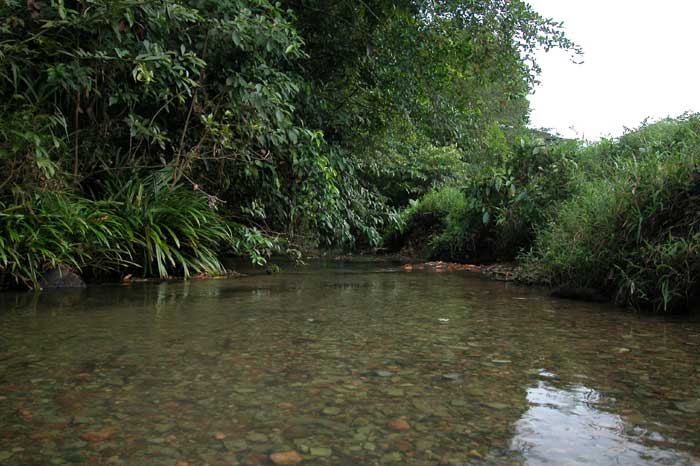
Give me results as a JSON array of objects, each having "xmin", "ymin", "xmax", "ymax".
[{"xmin": 384, "ymin": 132, "xmax": 579, "ymax": 262}]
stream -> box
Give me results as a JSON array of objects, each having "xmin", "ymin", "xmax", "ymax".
[{"xmin": 0, "ymin": 260, "xmax": 699, "ymax": 465}]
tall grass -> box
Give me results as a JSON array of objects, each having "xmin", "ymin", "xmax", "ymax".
[
  {"xmin": 0, "ymin": 170, "xmax": 256, "ymax": 289},
  {"xmin": 0, "ymin": 193, "xmax": 132, "ymax": 288},
  {"xmin": 526, "ymin": 116, "xmax": 700, "ymax": 312},
  {"xmin": 107, "ymin": 170, "xmax": 233, "ymax": 279}
]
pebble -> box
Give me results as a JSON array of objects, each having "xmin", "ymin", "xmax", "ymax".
[
  {"xmin": 246, "ymin": 433, "xmax": 268, "ymax": 443},
  {"xmin": 223, "ymin": 439, "xmax": 249, "ymax": 451},
  {"xmin": 270, "ymin": 450, "xmax": 303, "ymax": 465},
  {"xmin": 484, "ymin": 402, "xmax": 509, "ymax": 410},
  {"xmin": 309, "ymin": 447, "xmax": 332, "ymax": 457},
  {"xmin": 380, "ymin": 451, "xmax": 403, "ymax": 462},
  {"xmin": 81, "ymin": 429, "xmax": 116, "ymax": 442},
  {"xmin": 388, "ymin": 417, "xmax": 411, "ymax": 431}
]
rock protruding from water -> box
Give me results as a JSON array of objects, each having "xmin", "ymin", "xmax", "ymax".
[{"xmin": 40, "ymin": 266, "xmax": 86, "ymax": 289}]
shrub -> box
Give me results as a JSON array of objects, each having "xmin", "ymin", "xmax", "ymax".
[{"xmin": 384, "ymin": 132, "xmax": 579, "ymax": 262}]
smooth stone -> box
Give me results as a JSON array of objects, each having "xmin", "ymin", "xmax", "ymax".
[
  {"xmin": 65, "ymin": 452, "xmax": 84, "ymax": 463},
  {"xmin": 270, "ymin": 450, "xmax": 303, "ymax": 465},
  {"xmin": 223, "ymin": 439, "xmax": 249, "ymax": 451},
  {"xmin": 381, "ymin": 452, "xmax": 403, "ymax": 462},
  {"xmin": 309, "ymin": 447, "xmax": 332, "ymax": 457},
  {"xmin": 388, "ymin": 418, "xmax": 410, "ymax": 431},
  {"xmin": 322, "ymin": 407, "xmax": 341, "ymax": 416},
  {"xmin": 416, "ymin": 439, "xmax": 433, "ymax": 450},
  {"xmin": 246, "ymin": 433, "xmax": 268, "ymax": 443}
]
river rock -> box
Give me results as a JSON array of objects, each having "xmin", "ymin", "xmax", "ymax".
[
  {"xmin": 675, "ymin": 400, "xmax": 700, "ymax": 413},
  {"xmin": 322, "ymin": 407, "xmax": 341, "ymax": 416},
  {"xmin": 309, "ymin": 447, "xmax": 332, "ymax": 457},
  {"xmin": 388, "ymin": 417, "xmax": 410, "ymax": 431},
  {"xmin": 270, "ymin": 450, "xmax": 303, "ymax": 465},
  {"xmin": 81, "ymin": 429, "xmax": 116, "ymax": 443},
  {"xmin": 246, "ymin": 432, "xmax": 268, "ymax": 443}
]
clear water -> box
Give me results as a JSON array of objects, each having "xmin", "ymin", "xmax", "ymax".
[{"xmin": 1, "ymin": 261, "xmax": 699, "ymax": 466}]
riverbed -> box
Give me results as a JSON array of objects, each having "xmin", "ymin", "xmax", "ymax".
[{"xmin": 1, "ymin": 261, "xmax": 699, "ymax": 465}]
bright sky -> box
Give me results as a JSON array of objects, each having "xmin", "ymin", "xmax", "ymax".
[{"xmin": 526, "ymin": 0, "xmax": 700, "ymax": 140}]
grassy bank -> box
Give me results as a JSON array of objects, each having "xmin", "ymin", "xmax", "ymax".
[{"xmin": 386, "ymin": 115, "xmax": 700, "ymax": 312}]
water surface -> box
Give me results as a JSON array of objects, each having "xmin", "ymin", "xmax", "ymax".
[{"xmin": 1, "ymin": 261, "xmax": 699, "ymax": 465}]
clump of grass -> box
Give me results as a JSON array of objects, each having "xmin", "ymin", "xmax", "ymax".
[
  {"xmin": 107, "ymin": 170, "xmax": 234, "ymax": 279},
  {"xmin": 0, "ymin": 169, "xmax": 277, "ymax": 289},
  {"xmin": 0, "ymin": 192, "xmax": 132, "ymax": 289},
  {"xmin": 384, "ymin": 187, "xmax": 470, "ymax": 260}
]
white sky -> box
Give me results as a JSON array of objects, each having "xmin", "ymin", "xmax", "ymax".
[{"xmin": 526, "ymin": 0, "xmax": 700, "ymax": 140}]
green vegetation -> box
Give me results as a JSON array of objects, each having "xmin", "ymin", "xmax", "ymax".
[
  {"xmin": 386, "ymin": 133, "xmax": 580, "ymax": 263},
  {"xmin": 0, "ymin": 169, "xmax": 277, "ymax": 288},
  {"xmin": 0, "ymin": 0, "xmax": 575, "ymax": 288},
  {"xmin": 526, "ymin": 115, "xmax": 700, "ymax": 312},
  {"xmin": 389, "ymin": 115, "xmax": 700, "ymax": 312},
  {"xmin": 1, "ymin": 1, "xmax": 697, "ymax": 312}
]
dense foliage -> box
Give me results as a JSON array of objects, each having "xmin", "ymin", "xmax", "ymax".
[
  {"xmin": 388, "ymin": 115, "xmax": 700, "ymax": 312},
  {"xmin": 386, "ymin": 132, "xmax": 580, "ymax": 262},
  {"xmin": 0, "ymin": 0, "xmax": 576, "ymax": 288}
]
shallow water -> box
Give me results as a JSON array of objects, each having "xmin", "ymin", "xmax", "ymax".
[{"xmin": 1, "ymin": 261, "xmax": 699, "ymax": 466}]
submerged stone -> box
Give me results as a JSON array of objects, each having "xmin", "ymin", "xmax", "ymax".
[
  {"xmin": 309, "ymin": 447, "xmax": 332, "ymax": 457},
  {"xmin": 270, "ymin": 450, "xmax": 303, "ymax": 465},
  {"xmin": 322, "ymin": 406, "xmax": 341, "ymax": 416},
  {"xmin": 675, "ymin": 400, "xmax": 700, "ymax": 414}
]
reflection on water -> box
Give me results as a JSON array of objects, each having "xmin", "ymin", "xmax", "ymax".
[
  {"xmin": 512, "ymin": 380, "xmax": 700, "ymax": 466},
  {"xmin": 0, "ymin": 260, "xmax": 699, "ymax": 466}
]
